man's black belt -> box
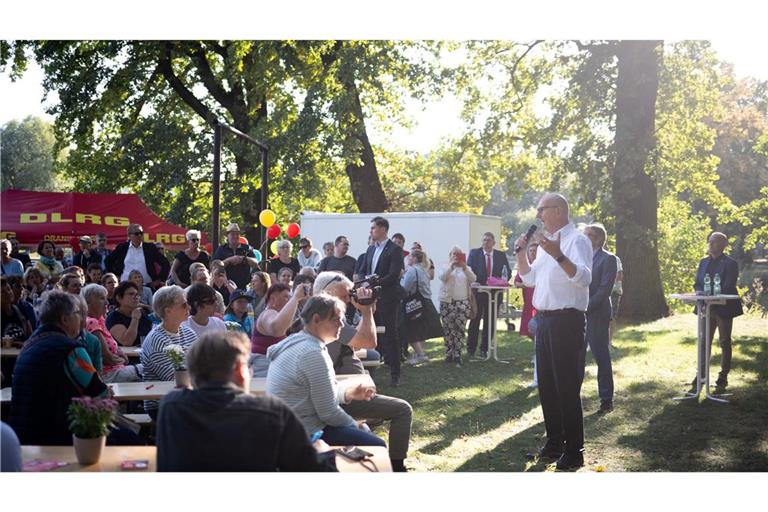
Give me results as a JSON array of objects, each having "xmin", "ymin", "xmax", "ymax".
[{"xmin": 537, "ymin": 308, "xmax": 582, "ymax": 317}]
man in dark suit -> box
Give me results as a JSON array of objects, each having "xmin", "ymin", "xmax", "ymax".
[
  {"xmin": 584, "ymin": 224, "xmax": 618, "ymax": 414},
  {"xmin": 466, "ymin": 232, "xmax": 512, "ymax": 358},
  {"xmin": 104, "ymin": 223, "xmax": 170, "ymax": 290},
  {"xmin": 361, "ymin": 216, "xmax": 405, "ymax": 387},
  {"xmin": 693, "ymin": 231, "xmax": 743, "ymax": 389}
]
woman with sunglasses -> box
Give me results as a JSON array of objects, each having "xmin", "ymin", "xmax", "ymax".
[
  {"xmin": 140, "ymin": 285, "xmax": 197, "ymax": 420},
  {"xmin": 182, "ymin": 283, "xmax": 227, "ymax": 338},
  {"xmin": 171, "ymin": 230, "xmax": 210, "ymax": 288}
]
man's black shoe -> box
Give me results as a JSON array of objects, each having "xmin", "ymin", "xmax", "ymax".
[
  {"xmin": 479, "ymin": 350, "xmax": 488, "ymax": 358},
  {"xmin": 538, "ymin": 441, "xmax": 565, "ymax": 459},
  {"xmin": 715, "ymin": 373, "xmax": 728, "ymax": 388},
  {"xmin": 555, "ymin": 451, "xmax": 584, "ymax": 471},
  {"xmin": 598, "ymin": 400, "xmax": 614, "ymax": 414},
  {"xmin": 390, "ymin": 375, "xmax": 400, "ymax": 388}
]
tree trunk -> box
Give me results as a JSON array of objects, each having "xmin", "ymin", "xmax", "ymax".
[
  {"xmin": 341, "ymin": 79, "xmax": 390, "ymax": 213},
  {"xmin": 612, "ymin": 40, "xmax": 669, "ymax": 321}
]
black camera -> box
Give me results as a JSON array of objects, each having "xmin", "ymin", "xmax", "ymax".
[{"xmin": 350, "ymin": 274, "xmax": 382, "ymax": 306}]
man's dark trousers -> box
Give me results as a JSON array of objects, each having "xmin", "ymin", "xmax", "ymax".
[
  {"xmin": 586, "ymin": 308, "xmax": 613, "ymax": 402},
  {"xmin": 466, "ymin": 292, "xmax": 501, "ymax": 355},
  {"xmin": 376, "ymin": 299, "xmax": 401, "ymax": 378},
  {"xmin": 536, "ymin": 309, "xmax": 587, "ymax": 454}
]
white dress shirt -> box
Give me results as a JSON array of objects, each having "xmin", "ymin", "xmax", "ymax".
[
  {"xmin": 121, "ymin": 242, "xmax": 152, "ymax": 283},
  {"xmin": 520, "ymin": 223, "xmax": 592, "ymax": 311},
  {"xmin": 371, "ymin": 240, "xmax": 386, "ymax": 274}
]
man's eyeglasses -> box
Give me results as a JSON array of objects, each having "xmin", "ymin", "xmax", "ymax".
[
  {"xmin": 189, "ymin": 238, "xmax": 199, "ymax": 242},
  {"xmin": 131, "ymin": 231, "xmax": 144, "ymax": 236}
]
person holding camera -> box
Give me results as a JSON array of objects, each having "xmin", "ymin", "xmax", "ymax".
[
  {"xmin": 313, "ymin": 271, "xmax": 413, "ymax": 472},
  {"xmin": 438, "ymin": 246, "xmax": 476, "ymax": 366},
  {"xmin": 266, "ymin": 295, "xmax": 387, "ymax": 453},
  {"xmin": 250, "ymin": 282, "xmax": 309, "ymax": 377}
]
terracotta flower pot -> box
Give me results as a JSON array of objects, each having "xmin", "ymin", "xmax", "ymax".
[
  {"xmin": 72, "ymin": 435, "xmax": 106, "ymax": 465},
  {"xmin": 174, "ymin": 370, "xmax": 191, "ymax": 388}
]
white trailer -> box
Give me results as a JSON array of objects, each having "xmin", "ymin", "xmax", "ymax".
[{"xmin": 299, "ymin": 211, "xmax": 503, "ymax": 307}]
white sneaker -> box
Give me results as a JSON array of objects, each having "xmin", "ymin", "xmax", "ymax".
[{"xmin": 407, "ymin": 354, "xmax": 429, "ymax": 366}]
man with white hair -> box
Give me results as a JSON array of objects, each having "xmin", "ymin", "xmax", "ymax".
[
  {"xmin": 515, "ymin": 192, "xmax": 593, "ymax": 470},
  {"xmin": 583, "ymin": 223, "xmax": 618, "ymax": 414}
]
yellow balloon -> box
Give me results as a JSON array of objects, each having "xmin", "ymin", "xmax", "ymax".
[
  {"xmin": 259, "ymin": 209, "xmax": 276, "ymax": 228},
  {"xmin": 270, "ymin": 240, "xmax": 279, "ymax": 255}
]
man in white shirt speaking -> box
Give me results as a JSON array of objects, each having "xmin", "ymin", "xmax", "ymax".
[{"xmin": 515, "ymin": 193, "xmax": 592, "ymax": 470}]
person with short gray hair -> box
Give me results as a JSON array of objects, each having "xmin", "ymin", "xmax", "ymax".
[
  {"xmin": 1, "ymin": 239, "xmax": 24, "ymax": 277},
  {"xmin": 583, "ymin": 223, "xmax": 618, "ymax": 414},
  {"xmin": 267, "ymin": 239, "xmax": 300, "ymax": 284},
  {"xmin": 141, "ymin": 285, "xmax": 198, "ymax": 420},
  {"xmin": 9, "ymin": 290, "xmax": 109, "ymax": 445},
  {"xmin": 171, "ymin": 230, "xmax": 211, "ymax": 289},
  {"xmin": 156, "ymin": 331, "xmax": 337, "ymax": 471},
  {"xmin": 82, "ymin": 284, "xmax": 142, "ymax": 383}
]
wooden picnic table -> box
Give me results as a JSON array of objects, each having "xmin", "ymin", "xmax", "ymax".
[
  {"xmin": 2, "ymin": 346, "xmax": 141, "ymax": 359},
  {"xmin": 20, "ymin": 444, "xmax": 391, "ymax": 472}
]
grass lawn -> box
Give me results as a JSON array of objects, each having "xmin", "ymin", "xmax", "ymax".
[{"xmin": 370, "ymin": 313, "xmax": 768, "ymax": 472}]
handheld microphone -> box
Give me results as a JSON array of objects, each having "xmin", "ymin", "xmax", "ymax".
[{"xmin": 513, "ymin": 225, "xmax": 538, "ymax": 255}]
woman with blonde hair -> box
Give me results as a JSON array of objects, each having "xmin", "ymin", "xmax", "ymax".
[{"xmin": 438, "ymin": 246, "xmax": 476, "ymax": 366}]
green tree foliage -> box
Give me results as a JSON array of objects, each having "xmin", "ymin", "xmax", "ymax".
[
  {"xmin": 1, "ymin": 40, "xmax": 442, "ymax": 244},
  {"xmin": 0, "ymin": 116, "xmax": 60, "ymax": 191}
]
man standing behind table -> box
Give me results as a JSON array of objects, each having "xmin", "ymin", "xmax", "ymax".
[
  {"xmin": 693, "ymin": 232, "xmax": 743, "ymax": 390},
  {"xmin": 318, "ymin": 235, "xmax": 357, "ymax": 281},
  {"xmin": 516, "ymin": 193, "xmax": 592, "ymax": 470},
  {"xmin": 583, "ymin": 223, "xmax": 618, "ymax": 414},
  {"xmin": 361, "ymin": 217, "xmax": 405, "ymax": 387},
  {"xmin": 466, "ymin": 232, "xmax": 513, "ymax": 358},
  {"xmin": 105, "ymin": 224, "xmax": 170, "ymax": 291},
  {"xmin": 212, "ymin": 223, "xmax": 259, "ymax": 290}
]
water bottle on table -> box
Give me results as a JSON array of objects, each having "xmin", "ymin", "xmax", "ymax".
[
  {"xmin": 703, "ymin": 274, "xmax": 711, "ymax": 296},
  {"xmin": 713, "ymin": 273, "xmax": 721, "ymax": 296}
]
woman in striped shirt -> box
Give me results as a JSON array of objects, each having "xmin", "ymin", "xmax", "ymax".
[{"xmin": 140, "ymin": 286, "xmax": 198, "ymax": 419}]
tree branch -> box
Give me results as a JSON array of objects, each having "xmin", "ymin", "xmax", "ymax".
[{"xmin": 157, "ymin": 42, "xmax": 217, "ymax": 126}]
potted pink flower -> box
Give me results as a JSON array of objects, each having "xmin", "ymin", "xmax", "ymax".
[{"xmin": 67, "ymin": 396, "xmax": 118, "ymax": 465}]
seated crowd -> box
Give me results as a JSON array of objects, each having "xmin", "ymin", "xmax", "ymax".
[{"xmin": 0, "ymin": 219, "xmax": 456, "ymax": 472}]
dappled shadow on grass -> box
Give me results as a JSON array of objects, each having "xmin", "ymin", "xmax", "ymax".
[
  {"xmin": 453, "ymin": 419, "xmax": 551, "ymax": 472},
  {"xmin": 617, "ymin": 341, "xmax": 768, "ymax": 471},
  {"xmin": 416, "ymin": 386, "xmax": 540, "ymax": 456}
]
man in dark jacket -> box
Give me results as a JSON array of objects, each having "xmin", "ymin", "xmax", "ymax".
[
  {"xmin": 156, "ymin": 331, "xmax": 335, "ymax": 472},
  {"xmin": 104, "ymin": 224, "xmax": 170, "ymax": 290},
  {"xmin": 360, "ymin": 216, "xmax": 405, "ymax": 387},
  {"xmin": 72, "ymin": 235, "xmax": 103, "ymax": 273},
  {"xmin": 584, "ymin": 224, "xmax": 618, "ymax": 414},
  {"xmin": 466, "ymin": 232, "xmax": 513, "ymax": 358},
  {"xmin": 693, "ymin": 232, "xmax": 743, "ymax": 389}
]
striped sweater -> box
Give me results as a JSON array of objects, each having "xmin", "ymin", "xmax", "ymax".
[
  {"xmin": 266, "ymin": 331, "xmax": 356, "ymax": 435},
  {"xmin": 139, "ymin": 323, "xmax": 198, "ymax": 413}
]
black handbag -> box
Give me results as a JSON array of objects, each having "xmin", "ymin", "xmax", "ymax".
[{"xmin": 403, "ymin": 270, "xmax": 426, "ymax": 321}]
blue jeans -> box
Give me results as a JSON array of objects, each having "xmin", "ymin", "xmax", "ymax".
[{"xmin": 320, "ymin": 425, "xmax": 386, "ymax": 449}]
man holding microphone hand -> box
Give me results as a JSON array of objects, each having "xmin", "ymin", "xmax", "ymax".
[{"xmin": 515, "ymin": 193, "xmax": 593, "ymax": 470}]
